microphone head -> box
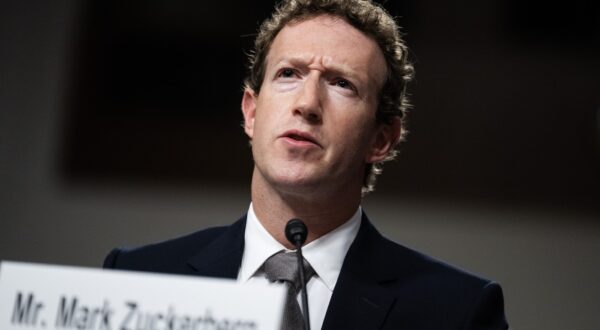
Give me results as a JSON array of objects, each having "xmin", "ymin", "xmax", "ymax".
[{"xmin": 285, "ymin": 218, "xmax": 308, "ymax": 247}]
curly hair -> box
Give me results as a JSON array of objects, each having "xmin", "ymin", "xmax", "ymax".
[{"xmin": 244, "ymin": 0, "xmax": 414, "ymax": 194}]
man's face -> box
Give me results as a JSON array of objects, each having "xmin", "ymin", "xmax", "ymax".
[{"xmin": 242, "ymin": 15, "xmax": 399, "ymax": 196}]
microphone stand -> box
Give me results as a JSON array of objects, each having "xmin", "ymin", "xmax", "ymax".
[{"xmin": 285, "ymin": 219, "xmax": 311, "ymax": 330}]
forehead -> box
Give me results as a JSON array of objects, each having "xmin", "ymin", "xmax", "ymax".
[{"xmin": 266, "ymin": 15, "xmax": 387, "ymax": 88}]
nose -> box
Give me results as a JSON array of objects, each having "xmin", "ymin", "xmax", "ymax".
[{"xmin": 292, "ymin": 73, "xmax": 322, "ymax": 124}]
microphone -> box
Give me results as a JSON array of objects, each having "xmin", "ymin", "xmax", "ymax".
[{"xmin": 285, "ymin": 219, "xmax": 310, "ymax": 330}]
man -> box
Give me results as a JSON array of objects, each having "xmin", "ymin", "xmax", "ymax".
[{"xmin": 104, "ymin": 0, "xmax": 508, "ymax": 329}]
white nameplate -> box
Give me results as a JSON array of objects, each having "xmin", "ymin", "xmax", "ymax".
[{"xmin": 0, "ymin": 261, "xmax": 285, "ymax": 330}]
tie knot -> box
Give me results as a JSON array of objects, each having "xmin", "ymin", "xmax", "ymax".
[{"xmin": 263, "ymin": 251, "xmax": 315, "ymax": 292}]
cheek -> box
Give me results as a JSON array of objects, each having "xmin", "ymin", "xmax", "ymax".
[
  {"xmin": 330, "ymin": 118, "xmax": 376, "ymax": 153},
  {"xmin": 253, "ymin": 99, "xmax": 286, "ymax": 142},
  {"xmin": 328, "ymin": 100, "xmax": 376, "ymax": 134},
  {"xmin": 256, "ymin": 92, "xmax": 288, "ymax": 119},
  {"xmin": 331, "ymin": 111, "xmax": 377, "ymax": 155}
]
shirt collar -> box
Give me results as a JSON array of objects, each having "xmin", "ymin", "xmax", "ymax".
[
  {"xmin": 238, "ymin": 203, "xmax": 288, "ymax": 283},
  {"xmin": 238, "ymin": 203, "xmax": 362, "ymax": 291}
]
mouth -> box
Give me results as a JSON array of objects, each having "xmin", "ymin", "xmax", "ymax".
[{"xmin": 281, "ymin": 130, "xmax": 321, "ymax": 148}]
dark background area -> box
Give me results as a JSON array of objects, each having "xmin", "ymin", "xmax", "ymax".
[{"xmin": 61, "ymin": 0, "xmax": 600, "ymax": 212}]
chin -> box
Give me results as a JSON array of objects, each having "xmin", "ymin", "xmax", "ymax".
[{"xmin": 270, "ymin": 173, "xmax": 326, "ymax": 194}]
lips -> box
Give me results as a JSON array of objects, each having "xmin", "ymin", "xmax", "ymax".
[{"xmin": 281, "ymin": 130, "xmax": 321, "ymax": 148}]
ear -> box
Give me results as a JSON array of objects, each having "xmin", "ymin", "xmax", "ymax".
[
  {"xmin": 241, "ymin": 87, "xmax": 258, "ymax": 139},
  {"xmin": 366, "ymin": 117, "xmax": 402, "ymax": 163}
]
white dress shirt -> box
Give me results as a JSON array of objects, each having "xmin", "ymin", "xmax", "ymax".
[{"xmin": 237, "ymin": 203, "xmax": 362, "ymax": 330}]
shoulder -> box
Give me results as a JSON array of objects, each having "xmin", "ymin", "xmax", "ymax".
[
  {"xmin": 103, "ymin": 218, "xmax": 245, "ymax": 275},
  {"xmin": 382, "ymin": 232, "xmax": 492, "ymax": 288},
  {"xmin": 380, "ymin": 233, "xmax": 502, "ymax": 303},
  {"xmin": 353, "ymin": 216, "xmax": 493, "ymax": 287},
  {"xmin": 347, "ymin": 216, "xmax": 508, "ymax": 328},
  {"xmin": 382, "ymin": 241, "xmax": 508, "ymax": 329}
]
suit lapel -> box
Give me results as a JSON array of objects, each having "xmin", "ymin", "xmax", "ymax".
[
  {"xmin": 183, "ymin": 214, "xmax": 400, "ymax": 329},
  {"xmin": 186, "ymin": 217, "xmax": 247, "ymax": 279},
  {"xmin": 322, "ymin": 214, "xmax": 398, "ymax": 330}
]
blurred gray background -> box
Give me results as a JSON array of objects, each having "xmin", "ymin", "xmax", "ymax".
[{"xmin": 1, "ymin": 1, "xmax": 599, "ymax": 329}]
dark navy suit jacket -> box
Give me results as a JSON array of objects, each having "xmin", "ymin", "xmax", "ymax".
[{"xmin": 104, "ymin": 214, "xmax": 508, "ymax": 330}]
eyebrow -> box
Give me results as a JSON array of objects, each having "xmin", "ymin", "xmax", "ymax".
[{"xmin": 273, "ymin": 55, "xmax": 367, "ymax": 84}]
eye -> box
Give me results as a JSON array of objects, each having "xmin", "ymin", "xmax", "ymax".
[
  {"xmin": 278, "ymin": 68, "xmax": 296, "ymax": 78},
  {"xmin": 336, "ymin": 79, "xmax": 350, "ymax": 88},
  {"xmin": 333, "ymin": 78, "xmax": 356, "ymax": 92}
]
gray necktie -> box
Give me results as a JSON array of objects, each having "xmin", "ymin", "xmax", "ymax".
[{"xmin": 263, "ymin": 251, "xmax": 315, "ymax": 330}]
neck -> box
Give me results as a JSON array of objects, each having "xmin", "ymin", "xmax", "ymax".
[{"xmin": 250, "ymin": 168, "xmax": 362, "ymax": 249}]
